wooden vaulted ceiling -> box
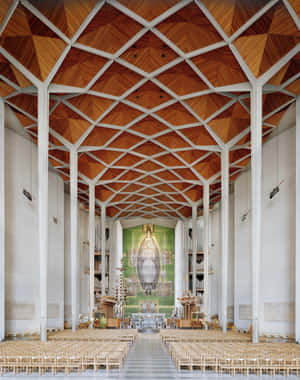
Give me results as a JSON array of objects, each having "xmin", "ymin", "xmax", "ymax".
[{"xmin": 0, "ymin": 0, "xmax": 299, "ymax": 219}]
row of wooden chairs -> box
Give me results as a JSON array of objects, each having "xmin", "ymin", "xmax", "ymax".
[
  {"xmin": 0, "ymin": 341, "xmax": 130, "ymax": 374},
  {"xmin": 160, "ymin": 329, "xmax": 250, "ymax": 344},
  {"xmin": 168, "ymin": 342, "xmax": 300, "ymax": 375},
  {"xmin": 48, "ymin": 329, "xmax": 137, "ymax": 343}
]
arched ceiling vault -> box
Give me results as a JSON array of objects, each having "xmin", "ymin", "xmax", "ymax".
[{"xmin": 0, "ymin": 0, "xmax": 299, "ymax": 219}]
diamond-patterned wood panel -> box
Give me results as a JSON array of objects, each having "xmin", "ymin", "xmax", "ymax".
[{"xmin": 1, "ymin": 0, "xmax": 299, "ymax": 219}]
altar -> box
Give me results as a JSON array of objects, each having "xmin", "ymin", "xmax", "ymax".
[{"xmin": 131, "ymin": 313, "xmax": 165, "ymax": 330}]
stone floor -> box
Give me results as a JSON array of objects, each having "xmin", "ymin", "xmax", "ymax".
[{"xmin": 1, "ymin": 333, "xmax": 300, "ymax": 379}]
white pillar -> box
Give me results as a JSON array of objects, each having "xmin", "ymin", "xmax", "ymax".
[
  {"xmin": 0, "ymin": 99, "xmax": 5, "ymax": 341},
  {"xmin": 192, "ymin": 204, "xmax": 197, "ymax": 296},
  {"xmin": 251, "ymin": 84, "xmax": 262, "ymax": 343},
  {"xmin": 203, "ymin": 183, "xmax": 210, "ymax": 320},
  {"xmin": 70, "ymin": 149, "xmax": 78, "ymax": 332},
  {"xmin": 89, "ymin": 184, "xmax": 95, "ymax": 325},
  {"xmin": 38, "ymin": 86, "xmax": 49, "ymax": 342},
  {"xmin": 221, "ymin": 149, "xmax": 229, "ymax": 333},
  {"xmin": 101, "ymin": 205, "xmax": 106, "ymax": 296},
  {"xmin": 296, "ymin": 96, "xmax": 300, "ymax": 342},
  {"xmin": 175, "ymin": 220, "xmax": 184, "ymax": 304}
]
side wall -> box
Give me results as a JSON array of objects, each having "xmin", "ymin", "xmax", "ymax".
[
  {"xmin": 234, "ymin": 126, "xmax": 296, "ymax": 336},
  {"xmin": 5, "ymin": 128, "xmax": 64, "ymax": 334}
]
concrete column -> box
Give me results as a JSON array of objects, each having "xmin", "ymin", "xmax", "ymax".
[
  {"xmin": 38, "ymin": 86, "xmax": 49, "ymax": 342},
  {"xmin": 203, "ymin": 183, "xmax": 210, "ymax": 320},
  {"xmin": 296, "ymin": 96, "xmax": 300, "ymax": 343},
  {"xmin": 89, "ymin": 184, "xmax": 95, "ymax": 325},
  {"xmin": 221, "ymin": 149, "xmax": 229, "ymax": 333},
  {"xmin": 0, "ymin": 99, "xmax": 5, "ymax": 341},
  {"xmin": 70, "ymin": 149, "xmax": 78, "ymax": 332},
  {"xmin": 250, "ymin": 84, "xmax": 262, "ymax": 343},
  {"xmin": 101, "ymin": 205, "xmax": 106, "ymax": 296},
  {"xmin": 175, "ymin": 220, "xmax": 184, "ymax": 304},
  {"xmin": 192, "ymin": 204, "xmax": 197, "ymax": 296}
]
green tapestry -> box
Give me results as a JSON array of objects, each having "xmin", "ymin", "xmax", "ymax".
[{"xmin": 123, "ymin": 224, "xmax": 175, "ymax": 317}]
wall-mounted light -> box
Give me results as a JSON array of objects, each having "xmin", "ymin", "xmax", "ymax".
[
  {"xmin": 22, "ymin": 188, "xmax": 32, "ymax": 202},
  {"xmin": 241, "ymin": 210, "xmax": 250, "ymax": 223},
  {"xmin": 53, "ymin": 216, "xmax": 58, "ymax": 224},
  {"xmin": 269, "ymin": 180, "xmax": 284, "ymax": 200}
]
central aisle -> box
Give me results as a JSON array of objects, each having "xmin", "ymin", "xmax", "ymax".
[{"xmin": 120, "ymin": 333, "xmax": 177, "ymax": 379}]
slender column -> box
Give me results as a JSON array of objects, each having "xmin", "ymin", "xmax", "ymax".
[
  {"xmin": 70, "ymin": 149, "xmax": 78, "ymax": 332},
  {"xmin": 192, "ymin": 204, "xmax": 197, "ymax": 296},
  {"xmin": 250, "ymin": 84, "xmax": 262, "ymax": 343},
  {"xmin": 296, "ymin": 96, "xmax": 300, "ymax": 343},
  {"xmin": 89, "ymin": 184, "xmax": 95, "ymax": 326},
  {"xmin": 221, "ymin": 149, "xmax": 229, "ymax": 333},
  {"xmin": 175, "ymin": 220, "xmax": 184, "ymax": 303},
  {"xmin": 101, "ymin": 205, "xmax": 106, "ymax": 296},
  {"xmin": 0, "ymin": 99, "xmax": 5, "ymax": 341},
  {"xmin": 38, "ymin": 86, "xmax": 49, "ymax": 342},
  {"xmin": 203, "ymin": 183, "xmax": 210, "ymax": 321}
]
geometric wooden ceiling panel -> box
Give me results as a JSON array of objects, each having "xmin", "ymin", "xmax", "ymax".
[
  {"xmin": 126, "ymin": 81, "xmax": 172, "ymax": 109},
  {"xmin": 185, "ymin": 93, "xmax": 232, "ymax": 120},
  {"xmin": 82, "ymin": 127, "xmax": 119, "ymax": 147},
  {"xmin": 157, "ymin": 2, "xmax": 222, "ymax": 53},
  {"xmin": 129, "ymin": 115, "xmax": 169, "ymax": 136},
  {"xmin": 184, "ymin": 184, "xmax": 203, "ymax": 202},
  {"xmin": 0, "ymin": 5, "xmax": 66, "ymax": 81},
  {"xmin": 156, "ymin": 61, "xmax": 208, "ymax": 95},
  {"xmin": 155, "ymin": 131, "xmax": 191, "ymax": 149},
  {"xmin": 155, "ymin": 102, "xmax": 198, "ymax": 125},
  {"xmin": 114, "ymin": 153, "xmax": 143, "ymax": 168},
  {"xmin": 0, "ymin": 0, "xmax": 13, "ymax": 25},
  {"xmin": 193, "ymin": 153, "xmax": 221, "ymax": 179},
  {"xmin": 8, "ymin": 94, "xmax": 37, "ymax": 117},
  {"xmin": 0, "ymin": 53, "xmax": 32, "ymax": 89},
  {"xmin": 67, "ymin": 95, "xmax": 113, "ymax": 121},
  {"xmin": 176, "ymin": 149, "xmax": 207, "ymax": 164},
  {"xmin": 78, "ymin": 4, "xmax": 142, "ymax": 54},
  {"xmin": 136, "ymin": 160, "xmax": 162, "ymax": 172},
  {"xmin": 181, "ymin": 126, "xmax": 217, "ymax": 146},
  {"xmin": 289, "ymin": 0, "xmax": 300, "ymax": 18},
  {"xmin": 101, "ymin": 103, "xmax": 142, "ymax": 126},
  {"xmin": 234, "ymin": 1, "xmax": 300, "ymax": 78},
  {"xmin": 53, "ymin": 47, "xmax": 107, "ymax": 88},
  {"xmin": 1, "ymin": 0, "xmax": 298, "ymax": 219},
  {"xmin": 78, "ymin": 153, "xmax": 105, "ymax": 179},
  {"xmin": 29, "ymin": 0, "xmax": 98, "ymax": 38},
  {"xmin": 95, "ymin": 185, "xmax": 114, "ymax": 203},
  {"xmin": 11, "ymin": 107, "xmax": 35, "ymax": 128},
  {"xmin": 230, "ymin": 149, "xmax": 250, "ymax": 164},
  {"xmin": 0, "ymin": 80, "xmax": 15, "ymax": 97},
  {"xmin": 262, "ymin": 92, "xmax": 293, "ymax": 116},
  {"xmin": 108, "ymin": 132, "xmax": 143, "ymax": 150},
  {"xmin": 91, "ymin": 62, "xmax": 143, "ymax": 96},
  {"xmin": 117, "ymin": 0, "xmax": 180, "ymax": 22},
  {"xmin": 202, "ymin": 0, "xmax": 268, "ymax": 36},
  {"xmin": 91, "ymin": 150, "xmax": 123, "ymax": 165},
  {"xmin": 155, "ymin": 153, "xmax": 184, "ymax": 167},
  {"xmin": 192, "ymin": 46, "xmax": 248, "ymax": 86},
  {"xmin": 50, "ymin": 103, "xmax": 91, "ymax": 144},
  {"xmin": 133, "ymin": 141, "xmax": 165, "ymax": 156},
  {"xmin": 268, "ymin": 52, "xmax": 300, "ymax": 85},
  {"xmin": 120, "ymin": 31, "xmax": 179, "ymax": 73},
  {"xmin": 208, "ymin": 102, "xmax": 250, "ymax": 143},
  {"xmin": 285, "ymin": 78, "xmax": 300, "ymax": 95}
]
